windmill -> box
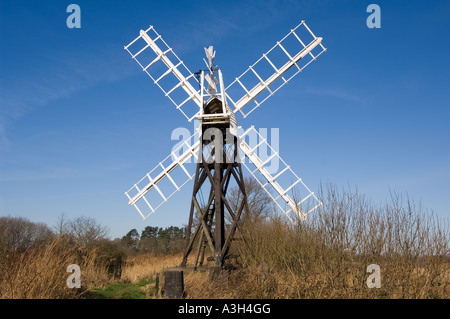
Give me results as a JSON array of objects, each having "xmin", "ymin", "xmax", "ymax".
[{"xmin": 124, "ymin": 20, "xmax": 326, "ymax": 268}]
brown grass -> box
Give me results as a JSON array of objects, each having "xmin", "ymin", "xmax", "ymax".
[
  {"xmin": 120, "ymin": 253, "xmax": 183, "ymax": 284},
  {"xmin": 0, "ymin": 236, "xmax": 110, "ymax": 299}
]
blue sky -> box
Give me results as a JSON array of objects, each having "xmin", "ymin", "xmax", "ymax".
[{"xmin": 1, "ymin": 0, "xmax": 449, "ymax": 239}]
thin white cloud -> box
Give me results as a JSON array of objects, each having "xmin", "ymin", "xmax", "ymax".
[
  {"xmin": 0, "ymin": 45, "xmax": 135, "ymax": 148},
  {"xmin": 304, "ymin": 85, "xmax": 364, "ymax": 103}
]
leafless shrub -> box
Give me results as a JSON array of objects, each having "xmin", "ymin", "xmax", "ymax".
[
  {"xmin": 56, "ymin": 215, "xmax": 109, "ymax": 249},
  {"xmin": 0, "ymin": 216, "xmax": 54, "ymax": 253}
]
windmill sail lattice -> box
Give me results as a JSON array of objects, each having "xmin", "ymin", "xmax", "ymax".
[
  {"xmin": 125, "ymin": 130, "xmax": 200, "ymax": 220},
  {"xmin": 124, "ymin": 26, "xmax": 202, "ymax": 121},
  {"xmin": 226, "ymin": 21, "xmax": 326, "ymax": 118}
]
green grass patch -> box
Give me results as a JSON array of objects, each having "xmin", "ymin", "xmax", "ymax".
[{"xmin": 91, "ymin": 279, "xmax": 155, "ymax": 299}]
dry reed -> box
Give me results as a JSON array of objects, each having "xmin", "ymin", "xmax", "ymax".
[
  {"xmin": 0, "ymin": 236, "xmax": 110, "ymax": 299},
  {"xmin": 120, "ymin": 253, "xmax": 183, "ymax": 284}
]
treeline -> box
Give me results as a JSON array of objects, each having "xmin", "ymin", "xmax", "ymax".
[{"xmin": 120, "ymin": 226, "xmax": 185, "ymax": 255}]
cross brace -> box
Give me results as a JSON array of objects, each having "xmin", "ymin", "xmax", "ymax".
[{"xmin": 180, "ymin": 139, "xmax": 250, "ymax": 269}]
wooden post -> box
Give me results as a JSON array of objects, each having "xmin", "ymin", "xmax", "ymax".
[
  {"xmin": 154, "ymin": 272, "xmax": 160, "ymax": 298},
  {"xmin": 214, "ymin": 161, "xmax": 224, "ymax": 267},
  {"xmin": 163, "ymin": 270, "xmax": 184, "ymax": 299}
]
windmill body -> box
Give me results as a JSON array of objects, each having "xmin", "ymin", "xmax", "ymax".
[{"xmin": 124, "ymin": 21, "xmax": 326, "ymax": 267}]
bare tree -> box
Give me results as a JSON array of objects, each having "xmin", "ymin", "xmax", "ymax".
[
  {"xmin": 60, "ymin": 216, "xmax": 109, "ymax": 249},
  {"xmin": 227, "ymin": 177, "xmax": 273, "ymax": 225},
  {"xmin": 0, "ymin": 216, "xmax": 54, "ymax": 252}
]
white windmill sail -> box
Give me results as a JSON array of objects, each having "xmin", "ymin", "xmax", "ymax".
[
  {"xmin": 125, "ymin": 131, "xmax": 200, "ymax": 220},
  {"xmin": 124, "ymin": 26, "xmax": 202, "ymax": 122},
  {"xmin": 225, "ymin": 21, "xmax": 326, "ymax": 118},
  {"xmin": 238, "ymin": 126, "xmax": 322, "ymax": 223}
]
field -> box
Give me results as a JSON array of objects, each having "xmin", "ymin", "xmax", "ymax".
[{"xmin": 1, "ymin": 184, "xmax": 449, "ymax": 299}]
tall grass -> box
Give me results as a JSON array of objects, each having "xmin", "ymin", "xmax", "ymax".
[
  {"xmin": 0, "ymin": 236, "xmax": 110, "ymax": 299},
  {"xmin": 120, "ymin": 253, "xmax": 182, "ymax": 284},
  {"xmin": 184, "ymin": 183, "xmax": 450, "ymax": 299}
]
